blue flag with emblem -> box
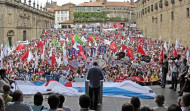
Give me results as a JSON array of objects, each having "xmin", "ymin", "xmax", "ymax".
[{"xmin": 99, "ymin": 46, "xmax": 106, "ymax": 55}]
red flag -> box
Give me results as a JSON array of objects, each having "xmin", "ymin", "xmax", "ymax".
[
  {"xmin": 16, "ymin": 44, "xmax": 25, "ymax": 50},
  {"xmin": 137, "ymin": 45, "xmax": 146, "ymax": 55},
  {"xmin": 160, "ymin": 49, "xmax": 164, "ymax": 62},
  {"xmin": 37, "ymin": 41, "xmax": 43, "ymax": 48},
  {"xmin": 118, "ymin": 24, "xmax": 124, "ymax": 28},
  {"xmin": 21, "ymin": 50, "xmax": 29, "ymax": 61},
  {"xmin": 109, "ymin": 42, "xmax": 117, "ymax": 52},
  {"xmin": 174, "ymin": 48, "xmax": 178, "ymax": 57},
  {"xmin": 71, "ymin": 55, "xmax": 75, "ymax": 60},
  {"xmin": 37, "ymin": 41, "xmax": 44, "ymax": 54},
  {"xmin": 122, "ymin": 44, "xmax": 128, "ymax": 51},
  {"xmin": 121, "ymin": 36, "xmax": 124, "ymax": 40},
  {"xmin": 127, "ymin": 49, "xmax": 134, "ymax": 60},
  {"xmin": 51, "ymin": 53, "xmax": 56, "ymax": 68},
  {"xmin": 138, "ymin": 36, "xmax": 141, "ymax": 41},
  {"xmin": 88, "ymin": 36, "xmax": 93, "ymax": 42},
  {"xmin": 114, "ymin": 24, "xmax": 118, "ymax": 28},
  {"xmin": 95, "ymin": 37, "xmax": 100, "ymax": 40},
  {"xmin": 131, "ymin": 36, "xmax": 134, "ymax": 41},
  {"xmin": 150, "ymin": 38, "xmax": 153, "ymax": 43},
  {"xmin": 115, "ymin": 34, "xmax": 119, "ymax": 39},
  {"xmin": 78, "ymin": 46, "xmax": 87, "ymax": 60},
  {"xmin": 71, "ymin": 35, "xmax": 75, "ymax": 43}
]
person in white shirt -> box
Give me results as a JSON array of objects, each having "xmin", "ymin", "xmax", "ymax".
[{"xmin": 153, "ymin": 95, "xmax": 167, "ymax": 111}]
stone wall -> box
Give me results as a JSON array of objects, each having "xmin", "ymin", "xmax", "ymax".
[
  {"xmin": 0, "ymin": 0, "xmax": 54, "ymax": 45},
  {"xmin": 136, "ymin": 0, "xmax": 190, "ymax": 47}
]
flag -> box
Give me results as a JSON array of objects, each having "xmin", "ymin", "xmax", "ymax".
[
  {"xmin": 21, "ymin": 50, "xmax": 29, "ymax": 61},
  {"xmin": 78, "ymin": 46, "xmax": 87, "ymax": 60},
  {"xmin": 137, "ymin": 46, "xmax": 146, "ymax": 55},
  {"xmin": 175, "ymin": 39, "xmax": 179, "ymax": 50},
  {"xmin": 160, "ymin": 48, "xmax": 164, "ymax": 62},
  {"xmin": 104, "ymin": 39, "xmax": 111, "ymax": 45},
  {"xmin": 37, "ymin": 41, "xmax": 45, "ymax": 54},
  {"xmin": 4, "ymin": 41, "xmax": 10, "ymax": 56},
  {"xmin": 164, "ymin": 42, "xmax": 168, "ymax": 54},
  {"xmin": 16, "ymin": 44, "xmax": 25, "ymax": 50},
  {"xmin": 52, "ymin": 39, "xmax": 55, "ymax": 45},
  {"xmin": 168, "ymin": 39, "xmax": 170, "ymax": 51},
  {"xmin": 91, "ymin": 48, "xmax": 96, "ymax": 57},
  {"xmin": 127, "ymin": 49, "xmax": 134, "ymax": 60},
  {"xmin": 115, "ymin": 34, "xmax": 119, "ymax": 39},
  {"xmin": 99, "ymin": 46, "xmax": 106, "ymax": 55},
  {"xmin": 57, "ymin": 56, "xmax": 62, "ymax": 67},
  {"xmin": 131, "ymin": 36, "xmax": 134, "ymax": 41},
  {"xmin": 109, "ymin": 42, "xmax": 117, "ymax": 52},
  {"xmin": 88, "ymin": 36, "xmax": 93, "ymax": 42},
  {"xmin": 35, "ymin": 52, "xmax": 38, "ymax": 69},
  {"xmin": 51, "ymin": 53, "xmax": 56, "ymax": 68},
  {"xmin": 174, "ymin": 48, "xmax": 178, "ymax": 57},
  {"xmin": 138, "ymin": 36, "xmax": 141, "ymax": 41},
  {"xmin": 27, "ymin": 51, "xmax": 33, "ymax": 63},
  {"xmin": 71, "ymin": 35, "xmax": 75, "ymax": 43},
  {"xmin": 41, "ymin": 44, "xmax": 45, "ymax": 61},
  {"xmin": 187, "ymin": 50, "xmax": 189, "ymax": 61},
  {"xmin": 1, "ymin": 44, "xmax": 3, "ymax": 68},
  {"xmin": 63, "ymin": 46, "xmax": 68, "ymax": 65},
  {"xmin": 114, "ymin": 24, "xmax": 118, "ymax": 28},
  {"xmin": 68, "ymin": 48, "xmax": 75, "ymax": 56},
  {"xmin": 122, "ymin": 44, "xmax": 128, "ymax": 51},
  {"xmin": 74, "ymin": 34, "xmax": 83, "ymax": 43}
]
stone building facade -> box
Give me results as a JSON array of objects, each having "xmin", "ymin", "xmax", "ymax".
[
  {"xmin": 0, "ymin": 0, "xmax": 54, "ymax": 46},
  {"xmin": 75, "ymin": 0, "xmax": 136, "ymax": 26},
  {"xmin": 136, "ymin": 0, "xmax": 190, "ymax": 46}
]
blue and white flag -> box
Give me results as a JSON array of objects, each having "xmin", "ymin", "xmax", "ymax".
[
  {"xmin": 99, "ymin": 46, "xmax": 106, "ymax": 55},
  {"xmin": 68, "ymin": 48, "xmax": 75, "ymax": 56},
  {"xmin": 1, "ymin": 44, "xmax": 4, "ymax": 68},
  {"xmin": 90, "ymin": 48, "xmax": 96, "ymax": 57}
]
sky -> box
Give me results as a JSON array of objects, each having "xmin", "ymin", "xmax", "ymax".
[{"xmin": 21, "ymin": 0, "xmax": 137, "ymax": 7}]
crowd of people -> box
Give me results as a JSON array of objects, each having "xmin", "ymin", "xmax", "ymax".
[
  {"xmin": 0, "ymin": 26, "xmax": 189, "ymax": 86},
  {"xmin": 0, "ymin": 25, "xmax": 190, "ymax": 110}
]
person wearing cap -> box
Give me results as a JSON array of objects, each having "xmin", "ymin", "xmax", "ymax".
[{"xmin": 0, "ymin": 69, "xmax": 10, "ymax": 93}]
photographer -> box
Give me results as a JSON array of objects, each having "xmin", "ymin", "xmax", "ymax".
[
  {"xmin": 0, "ymin": 69, "xmax": 10, "ymax": 93},
  {"xmin": 179, "ymin": 58, "xmax": 189, "ymax": 96}
]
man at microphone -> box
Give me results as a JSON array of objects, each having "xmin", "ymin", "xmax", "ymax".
[{"xmin": 87, "ymin": 62, "xmax": 104, "ymax": 110}]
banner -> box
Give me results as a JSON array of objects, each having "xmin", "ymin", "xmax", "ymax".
[
  {"xmin": 99, "ymin": 46, "xmax": 106, "ymax": 55},
  {"xmin": 109, "ymin": 60, "xmax": 117, "ymax": 67},
  {"xmin": 68, "ymin": 48, "xmax": 76, "ymax": 56},
  {"xmin": 90, "ymin": 48, "xmax": 96, "ymax": 56},
  {"xmin": 70, "ymin": 59, "xmax": 78, "ymax": 68}
]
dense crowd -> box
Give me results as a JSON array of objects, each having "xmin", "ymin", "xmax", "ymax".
[
  {"xmin": 0, "ymin": 25, "xmax": 190, "ymax": 110},
  {"xmin": 1, "ymin": 27, "xmax": 189, "ymax": 84}
]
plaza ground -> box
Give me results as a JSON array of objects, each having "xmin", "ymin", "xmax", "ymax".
[{"xmin": 24, "ymin": 84, "xmax": 179, "ymax": 111}]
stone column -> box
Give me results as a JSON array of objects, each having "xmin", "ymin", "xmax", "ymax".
[
  {"xmin": 28, "ymin": 0, "xmax": 31, "ymax": 6},
  {"xmin": 33, "ymin": 0, "xmax": 36, "ymax": 8}
]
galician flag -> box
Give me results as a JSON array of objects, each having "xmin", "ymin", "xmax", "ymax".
[
  {"xmin": 63, "ymin": 46, "xmax": 68, "ymax": 65},
  {"xmin": 1, "ymin": 44, "xmax": 4, "ymax": 68}
]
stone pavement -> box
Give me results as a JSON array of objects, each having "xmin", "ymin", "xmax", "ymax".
[{"xmin": 24, "ymin": 85, "xmax": 179, "ymax": 111}]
